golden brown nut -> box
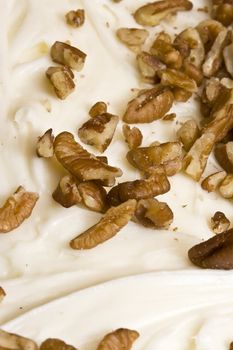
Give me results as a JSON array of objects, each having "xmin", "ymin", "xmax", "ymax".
[
  {"xmin": 213, "ymin": 3, "xmax": 233, "ymax": 26},
  {"xmin": 78, "ymin": 181, "xmax": 107, "ymax": 212},
  {"xmin": 36, "ymin": 129, "xmax": 54, "ymax": 158},
  {"xmin": 219, "ymin": 174, "xmax": 233, "ymax": 198},
  {"xmin": 70, "ymin": 199, "xmax": 136, "ymax": 249},
  {"xmin": 150, "ymin": 35, "xmax": 182, "ymax": 69},
  {"xmin": 122, "ymin": 124, "xmax": 143, "ymax": 150},
  {"xmin": 52, "ymin": 175, "xmax": 81, "ymax": 208},
  {"xmin": 40, "ymin": 338, "xmax": 77, "ymax": 350},
  {"xmin": 97, "ymin": 328, "xmax": 139, "ymax": 350},
  {"xmin": 223, "ymin": 43, "xmax": 233, "ymax": 78},
  {"xmin": 183, "ymin": 61, "xmax": 203, "ymax": 86},
  {"xmin": 0, "ymin": 186, "xmax": 39, "ymax": 234},
  {"xmin": 0, "ymin": 329, "xmax": 38, "ymax": 350},
  {"xmin": 201, "ymin": 170, "xmax": 227, "ymax": 192},
  {"xmin": 172, "ymin": 87, "xmax": 192, "ymax": 102},
  {"xmin": 201, "ymin": 77, "xmax": 223, "ymax": 108},
  {"xmin": 135, "ymin": 198, "xmax": 173, "ymax": 229},
  {"xmin": 137, "ymin": 51, "xmax": 166, "ymax": 83},
  {"xmin": 134, "ymin": 0, "xmax": 193, "ymax": 26},
  {"xmin": 66, "ymin": 9, "xmax": 85, "ymax": 28},
  {"xmin": 215, "ymin": 142, "xmax": 233, "ymax": 172},
  {"xmin": 54, "ymin": 132, "xmax": 122, "ymax": 181},
  {"xmin": 89, "ymin": 101, "xmax": 107, "ymax": 118},
  {"xmin": 123, "ymin": 86, "xmax": 174, "ymax": 124},
  {"xmin": 0, "ymin": 287, "xmax": 5, "ymax": 303},
  {"xmin": 46, "ymin": 66, "xmax": 75, "ymax": 100},
  {"xmin": 50, "ymin": 41, "xmax": 86, "ymax": 71},
  {"xmin": 159, "ymin": 69, "xmax": 197, "ymax": 93},
  {"xmin": 162, "ymin": 112, "xmax": 176, "ymax": 121},
  {"xmin": 177, "ymin": 120, "xmax": 200, "ymax": 151},
  {"xmin": 107, "ymin": 167, "xmax": 170, "ymax": 206},
  {"xmin": 116, "ymin": 28, "xmax": 149, "ymax": 53},
  {"xmin": 196, "ymin": 19, "xmax": 224, "ymax": 49},
  {"xmin": 211, "ymin": 211, "xmax": 230, "ymax": 234},
  {"xmin": 78, "ymin": 113, "xmax": 119, "ymax": 153}
]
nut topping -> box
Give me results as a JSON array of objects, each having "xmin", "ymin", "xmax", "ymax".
[
  {"xmin": 52, "ymin": 175, "xmax": 81, "ymax": 208},
  {"xmin": 134, "ymin": 0, "xmax": 193, "ymax": 27},
  {"xmin": 54, "ymin": 132, "xmax": 122, "ymax": 181},
  {"xmin": 78, "ymin": 113, "xmax": 119, "ymax": 152},
  {"xmin": 0, "ymin": 329, "xmax": 38, "ymax": 350},
  {"xmin": 196, "ymin": 20, "xmax": 224, "ymax": 49},
  {"xmin": 188, "ymin": 228, "xmax": 233, "ymax": 269},
  {"xmin": 89, "ymin": 101, "xmax": 107, "ymax": 118},
  {"xmin": 223, "ymin": 43, "xmax": 233, "ymax": 77},
  {"xmin": 150, "ymin": 34, "xmax": 182, "ymax": 69},
  {"xmin": 123, "ymin": 86, "xmax": 174, "ymax": 124},
  {"xmin": 213, "ymin": 3, "xmax": 233, "ymax": 26},
  {"xmin": 46, "ymin": 66, "xmax": 75, "ymax": 100},
  {"xmin": 122, "ymin": 124, "xmax": 143, "ymax": 149},
  {"xmin": 211, "ymin": 211, "xmax": 230, "ymax": 234},
  {"xmin": 177, "ymin": 120, "xmax": 200, "ymax": 151},
  {"xmin": 97, "ymin": 328, "xmax": 139, "ymax": 350},
  {"xmin": 70, "ymin": 199, "xmax": 136, "ymax": 249},
  {"xmin": 66, "ymin": 9, "xmax": 85, "ymax": 28},
  {"xmin": 219, "ymin": 174, "xmax": 233, "ymax": 198},
  {"xmin": 201, "ymin": 170, "xmax": 227, "ymax": 192},
  {"xmin": 36, "ymin": 129, "xmax": 54, "ymax": 158},
  {"xmin": 172, "ymin": 87, "xmax": 192, "ymax": 102},
  {"xmin": 0, "ymin": 287, "xmax": 5, "ymax": 302},
  {"xmin": 40, "ymin": 339, "xmax": 77, "ymax": 350},
  {"xmin": 116, "ymin": 28, "xmax": 149, "ymax": 52},
  {"xmin": 137, "ymin": 51, "xmax": 166, "ymax": 83},
  {"xmin": 0, "ymin": 186, "xmax": 39, "ymax": 234},
  {"xmin": 78, "ymin": 181, "xmax": 107, "ymax": 212},
  {"xmin": 159, "ymin": 69, "xmax": 198, "ymax": 93},
  {"xmin": 50, "ymin": 41, "xmax": 86, "ymax": 71},
  {"xmin": 215, "ymin": 142, "xmax": 233, "ymax": 172}
]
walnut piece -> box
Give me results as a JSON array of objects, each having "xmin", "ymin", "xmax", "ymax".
[
  {"xmin": 162, "ymin": 112, "xmax": 176, "ymax": 121},
  {"xmin": 0, "ymin": 329, "xmax": 38, "ymax": 350},
  {"xmin": 46, "ymin": 66, "xmax": 75, "ymax": 100},
  {"xmin": 177, "ymin": 120, "xmax": 200, "ymax": 151},
  {"xmin": 97, "ymin": 328, "xmax": 139, "ymax": 350},
  {"xmin": 223, "ymin": 43, "xmax": 233, "ymax": 78},
  {"xmin": 123, "ymin": 86, "xmax": 174, "ymax": 124},
  {"xmin": 219, "ymin": 174, "xmax": 233, "ymax": 198},
  {"xmin": 196, "ymin": 20, "xmax": 224, "ymax": 49},
  {"xmin": 40, "ymin": 338, "xmax": 77, "ymax": 350},
  {"xmin": 78, "ymin": 181, "xmax": 107, "ymax": 212},
  {"xmin": 134, "ymin": 0, "xmax": 193, "ymax": 26},
  {"xmin": 116, "ymin": 28, "xmax": 149, "ymax": 53},
  {"xmin": 183, "ymin": 61, "xmax": 203, "ymax": 86},
  {"xmin": 50, "ymin": 41, "xmax": 86, "ymax": 71},
  {"xmin": 213, "ymin": 3, "xmax": 233, "ymax": 26},
  {"xmin": 172, "ymin": 87, "xmax": 192, "ymax": 102},
  {"xmin": 122, "ymin": 124, "xmax": 143, "ymax": 149},
  {"xmin": 52, "ymin": 175, "xmax": 81, "ymax": 208},
  {"xmin": 36, "ymin": 129, "xmax": 54, "ymax": 158},
  {"xmin": 137, "ymin": 51, "xmax": 166, "ymax": 83},
  {"xmin": 135, "ymin": 198, "xmax": 173, "ymax": 229},
  {"xmin": 0, "ymin": 287, "xmax": 5, "ymax": 303},
  {"xmin": 78, "ymin": 113, "xmax": 119, "ymax": 153},
  {"xmin": 54, "ymin": 132, "xmax": 122, "ymax": 181},
  {"xmin": 211, "ymin": 211, "xmax": 230, "ymax": 234},
  {"xmin": 201, "ymin": 170, "xmax": 226, "ymax": 192},
  {"xmin": 215, "ymin": 142, "xmax": 233, "ymax": 172},
  {"xmin": 66, "ymin": 9, "xmax": 85, "ymax": 28},
  {"xmin": 150, "ymin": 34, "xmax": 182, "ymax": 69},
  {"xmin": 0, "ymin": 186, "xmax": 39, "ymax": 234},
  {"xmin": 159, "ymin": 69, "xmax": 197, "ymax": 93},
  {"xmin": 70, "ymin": 199, "xmax": 136, "ymax": 249},
  {"xmin": 89, "ymin": 101, "xmax": 107, "ymax": 118}
]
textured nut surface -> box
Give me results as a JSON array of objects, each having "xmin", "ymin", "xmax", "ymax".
[
  {"xmin": 78, "ymin": 113, "xmax": 119, "ymax": 152},
  {"xmin": 215, "ymin": 142, "xmax": 233, "ymax": 172},
  {"xmin": 0, "ymin": 287, "xmax": 6, "ymax": 303},
  {"xmin": 177, "ymin": 120, "xmax": 200, "ymax": 151},
  {"xmin": 78, "ymin": 181, "xmax": 107, "ymax": 212},
  {"xmin": 196, "ymin": 20, "xmax": 224, "ymax": 48},
  {"xmin": 137, "ymin": 51, "xmax": 165, "ymax": 83},
  {"xmin": 0, "ymin": 329, "xmax": 38, "ymax": 350},
  {"xmin": 211, "ymin": 211, "xmax": 230, "ymax": 234},
  {"xmin": 0, "ymin": 186, "xmax": 39, "ymax": 234},
  {"xmin": 188, "ymin": 228, "xmax": 233, "ymax": 269},
  {"xmin": 201, "ymin": 171, "xmax": 227, "ymax": 192},
  {"xmin": 46, "ymin": 66, "xmax": 75, "ymax": 100},
  {"xmin": 159, "ymin": 69, "xmax": 197, "ymax": 92},
  {"xmin": 122, "ymin": 124, "xmax": 143, "ymax": 150},
  {"xmin": 135, "ymin": 198, "xmax": 173, "ymax": 229},
  {"xmin": 54, "ymin": 132, "xmax": 122, "ymax": 181},
  {"xmin": 51, "ymin": 41, "xmax": 86, "ymax": 71},
  {"xmin": 70, "ymin": 199, "xmax": 136, "ymax": 249},
  {"xmin": 116, "ymin": 28, "xmax": 149, "ymax": 52},
  {"xmin": 97, "ymin": 328, "xmax": 139, "ymax": 350},
  {"xmin": 201, "ymin": 77, "xmax": 223, "ymax": 109},
  {"xmin": 219, "ymin": 174, "xmax": 233, "ymax": 198},
  {"xmin": 36, "ymin": 129, "xmax": 54, "ymax": 158},
  {"xmin": 224, "ymin": 43, "xmax": 233, "ymax": 78},
  {"xmin": 89, "ymin": 101, "xmax": 107, "ymax": 118},
  {"xmin": 134, "ymin": 0, "xmax": 193, "ymax": 26},
  {"xmin": 150, "ymin": 35, "xmax": 182, "ymax": 69},
  {"xmin": 40, "ymin": 338, "xmax": 77, "ymax": 350},
  {"xmin": 213, "ymin": 3, "xmax": 233, "ymax": 26},
  {"xmin": 173, "ymin": 87, "xmax": 192, "ymax": 102},
  {"xmin": 183, "ymin": 61, "xmax": 203, "ymax": 85},
  {"xmin": 123, "ymin": 86, "xmax": 174, "ymax": 124},
  {"xmin": 52, "ymin": 175, "xmax": 81, "ymax": 208},
  {"xmin": 66, "ymin": 9, "xmax": 85, "ymax": 28}
]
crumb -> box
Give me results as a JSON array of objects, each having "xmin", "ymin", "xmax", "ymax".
[
  {"xmin": 182, "ymin": 204, "xmax": 187, "ymax": 208},
  {"xmin": 173, "ymin": 227, "xmax": 178, "ymax": 232}
]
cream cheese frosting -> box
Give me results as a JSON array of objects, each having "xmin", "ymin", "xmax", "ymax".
[{"xmin": 1, "ymin": 0, "xmax": 233, "ymax": 348}]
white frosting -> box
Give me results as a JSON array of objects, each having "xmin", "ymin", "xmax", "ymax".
[{"xmin": 1, "ymin": 0, "xmax": 233, "ymax": 348}]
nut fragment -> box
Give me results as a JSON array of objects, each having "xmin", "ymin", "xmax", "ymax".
[
  {"xmin": 211, "ymin": 211, "xmax": 230, "ymax": 234},
  {"xmin": 122, "ymin": 124, "xmax": 143, "ymax": 149},
  {"xmin": 36, "ymin": 129, "xmax": 54, "ymax": 158},
  {"xmin": 137, "ymin": 51, "xmax": 166, "ymax": 83},
  {"xmin": 97, "ymin": 328, "xmax": 139, "ymax": 350},
  {"xmin": 219, "ymin": 174, "xmax": 233, "ymax": 198},
  {"xmin": 70, "ymin": 199, "xmax": 136, "ymax": 249},
  {"xmin": 177, "ymin": 120, "xmax": 200, "ymax": 151},
  {"xmin": 183, "ymin": 61, "xmax": 203, "ymax": 86},
  {"xmin": 78, "ymin": 113, "xmax": 119, "ymax": 152},
  {"xmin": 150, "ymin": 35, "xmax": 182, "ymax": 69},
  {"xmin": 0, "ymin": 329, "xmax": 38, "ymax": 350},
  {"xmin": 107, "ymin": 167, "xmax": 170, "ymax": 206},
  {"xmin": 54, "ymin": 132, "xmax": 122, "ymax": 181},
  {"xmin": 215, "ymin": 142, "xmax": 233, "ymax": 172},
  {"xmin": 89, "ymin": 101, "xmax": 107, "ymax": 118},
  {"xmin": 52, "ymin": 175, "xmax": 81, "ymax": 208},
  {"xmin": 159, "ymin": 69, "xmax": 197, "ymax": 93},
  {"xmin": 213, "ymin": 3, "xmax": 233, "ymax": 26},
  {"xmin": 116, "ymin": 28, "xmax": 149, "ymax": 52},
  {"xmin": 0, "ymin": 287, "xmax": 5, "ymax": 302},
  {"xmin": 134, "ymin": 0, "xmax": 193, "ymax": 26},
  {"xmin": 40, "ymin": 338, "xmax": 77, "ymax": 350},
  {"xmin": 188, "ymin": 228, "xmax": 233, "ymax": 269},
  {"xmin": 196, "ymin": 20, "xmax": 224, "ymax": 49},
  {"xmin": 78, "ymin": 181, "xmax": 107, "ymax": 212},
  {"xmin": 135, "ymin": 198, "xmax": 173, "ymax": 229},
  {"xmin": 51, "ymin": 41, "xmax": 86, "ymax": 71},
  {"xmin": 123, "ymin": 86, "xmax": 174, "ymax": 124},
  {"xmin": 223, "ymin": 43, "xmax": 233, "ymax": 78},
  {"xmin": 201, "ymin": 171, "xmax": 227, "ymax": 192},
  {"xmin": 172, "ymin": 87, "xmax": 192, "ymax": 102},
  {"xmin": 0, "ymin": 186, "xmax": 39, "ymax": 234},
  {"xmin": 66, "ymin": 9, "xmax": 85, "ymax": 28},
  {"xmin": 46, "ymin": 66, "xmax": 75, "ymax": 100}
]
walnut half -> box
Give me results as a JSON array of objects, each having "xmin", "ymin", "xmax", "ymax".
[
  {"xmin": 97, "ymin": 328, "xmax": 139, "ymax": 350},
  {"xmin": 0, "ymin": 329, "xmax": 38, "ymax": 350}
]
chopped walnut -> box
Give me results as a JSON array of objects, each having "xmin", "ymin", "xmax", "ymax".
[
  {"xmin": 213, "ymin": 3, "xmax": 233, "ymax": 26},
  {"xmin": 201, "ymin": 77, "xmax": 223, "ymax": 108},
  {"xmin": 134, "ymin": 0, "xmax": 193, "ymax": 26},
  {"xmin": 215, "ymin": 142, "xmax": 233, "ymax": 172},
  {"xmin": 137, "ymin": 51, "xmax": 166, "ymax": 83},
  {"xmin": 50, "ymin": 41, "xmax": 86, "ymax": 71},
  {"xmin": 54, "ymin": 132, "xmax": 122, "ymax": 181},
  {"xmin": 89, "ymin": 101, "xmax": 107, "ymax": 118},
  {"xmin": 123, "ymin": 86, "xmax": 174, "ymax": 124},
  {"xmin": 177, "ymin": 120, "xmax": 200, "ymax": 151},
  {"xmin": 219, "ymin": 174, "xmax": 233, "ymax": 198},
  {"xmin": 66, "ymin": 9, "xmax": 85, "ymax": 28},
  {"xmin": 40, "ymin": 338, "xmax": 76, "ymax": 350},
  {"xmin": 46, "ymin": 66, "xmax": 75, "ymax": 100},
  {"xmin": 52, "ymin": 175, "xmax": 81, "ymax": 208},
  {"xmin": 135, "ymin": 198, "xmax": 173, "ymax": 229},
  {"xmin": 116, "ymin": 28, "xmax": 149, "ymax": 53},
  {"xmin": 150, "ymin": 34, "xmax": 182, "ymax": 69},
  {"xmin": 78, "ymin": 181, "xmax": 107, "ymax": 212},
  {"xmin": 70, "ymin": 199, "xmax": 136, "ymax": 249},
  {"xmin": 107, "ymin": 167, "xmax": 170, "ymax": 206},
  {"xmin": 122, "ymin": 124, "xmax": 143, "ymax": 149},
  {"xmin": 224, "ymin": 43, "xmax": 233, "ymax": 78},
  {"xmin": 201, "ymin": 170, "xmax": 226, "ymax": 192},
  {"xmin": 196, "ymin": 20, "xmax": 224, "ymax": 50},
  {"xmin": 183, "ymin": 61, "xmax": 203, "ymax": 86},
  {"xmin": 97, "ymin": 328, "xmax": 139, "ymax": 350},
  {"xmin": 172, "ymin": 87, "xmax": 192, "ymax": 102},
  {"xmin": 78, "ymin": 113, "xmax": 119, "ymax": 153},
  {"xmin": 0, "ymin": 186, "xmax": 39, "ymax": 234},
  {"xmin": 0, "ymin": 329, "xmax": 38, "ymax": 350},
  {"xmin": 159, "ymin": 69, "xmax": 197, "ymax": 93},
  {"xmin": 36, "ymin": 129, "xmax": 54, "ymax": 158},
  {"xmin": 211, "ymin": 211, "xmax": 230, "ymax": 234},
  {"xmin": 0, "ymin": 287, "xmax": 5, "ymax": 302}
]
